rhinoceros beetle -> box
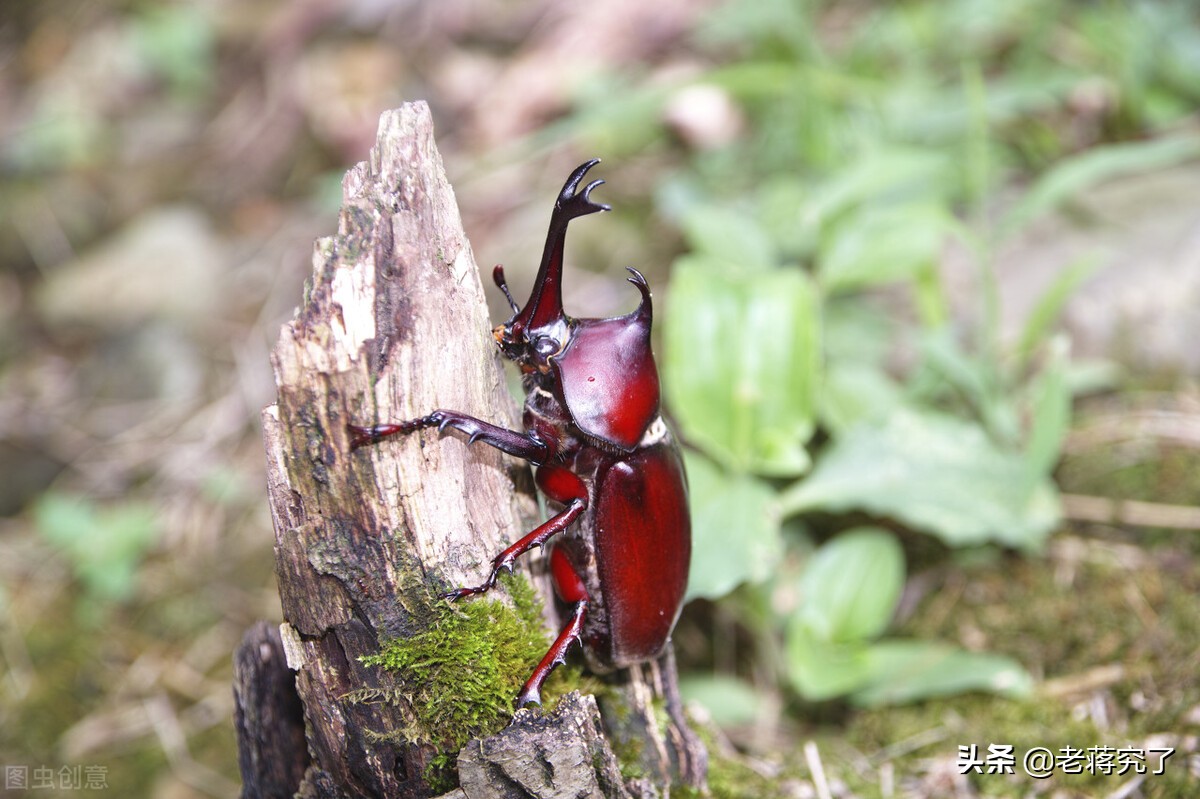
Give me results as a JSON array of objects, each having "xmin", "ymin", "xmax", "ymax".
[{"xmin": 349, "ymin": 160, "xmax": 690, "ymax": 708}]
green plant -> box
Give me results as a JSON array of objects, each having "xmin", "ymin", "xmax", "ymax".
[
  {"xmin": 559, "ymin": 0, "xmax": 1200, "ymax": 713},
  {"xmin": 783, "ymin": 527, "xmax": 1031, "ymax": 706},
  {"xmin": 33, "ymin": 492, "xmax": 160, "ymax": 613}
]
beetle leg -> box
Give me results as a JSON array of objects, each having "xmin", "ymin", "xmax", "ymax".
[
  {"xmin": 348, "ymin": 410, "xmax": 551, "ymax": 463},
  {"xmin": 442, "ymin": 498, "xmax": 585, "ymax": 601},
  {"xmin": 516, "ymin": 546, "xmax": 589, "ymax": 708}
]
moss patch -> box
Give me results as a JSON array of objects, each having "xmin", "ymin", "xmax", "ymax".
[
  {"xmin": 359, "ymin": 573, "xmax": 579, "ymax": 787},
  {"xmin": 361, "ymin": 574, "xmax": 546, "ymax": 743}
]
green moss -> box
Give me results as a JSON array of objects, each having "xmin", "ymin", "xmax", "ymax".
[
  {"xmin": 359, "ymin": 572, "xmax": 584, "ymax": 788},
  {"xmin": 424, "ymin": 751, "xmax": 459, "ymax": 795},
  {"xmin": 611, "ymin": 734, "xmax": 646, "ymax": 783}
]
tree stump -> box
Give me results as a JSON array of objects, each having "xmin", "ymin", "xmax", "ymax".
[{"xmin": 236, "ymin": 101, "xmax": 706, "ymax": 799}]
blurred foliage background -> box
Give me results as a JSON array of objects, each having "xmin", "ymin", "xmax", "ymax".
[{"xmin": 2, "ymin": 1, "xmax": 1199, "ymax": 797}]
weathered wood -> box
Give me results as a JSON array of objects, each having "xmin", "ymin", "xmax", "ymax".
[
  {"xmin": 456, "ymin": 692, "xmax": 631, "ymax": 799},
  {"xmin": 261, "ymin": 101, "xmax": 541, "ymax": 798},
  {"xmin": 233, "ymin": 621, "xmax": 309, "ymax": 799},
  {"xmin": 600, "ymin": 649, "xmax": 708, "ymax": 793},
  {"xmin": 247, "ymin": 101, "xmax": 705, "ymax": 798}
]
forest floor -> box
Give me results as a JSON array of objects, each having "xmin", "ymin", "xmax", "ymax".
[{"xmin": 1, "ymin": 3, "xmax": 1197, "ymax": 798}]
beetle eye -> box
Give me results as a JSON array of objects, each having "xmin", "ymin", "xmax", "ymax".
[{"xmin": 533, "ymin": 335, "xmax": 561, "ymax": 358}]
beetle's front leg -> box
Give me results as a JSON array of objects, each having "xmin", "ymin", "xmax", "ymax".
[
  {"xmin": 442, "ymin": 497, "xmax": 586, "ymax": 601},
  {"xmin": 348, "ymin": 410, "xmax": 551, "ymax": 463}
]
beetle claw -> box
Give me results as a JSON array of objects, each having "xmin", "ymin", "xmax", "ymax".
[
  {"xmin": 484, "ymin": 560, "xmax": 514, "ymax": 585},
  {"xmin": 441, "ymin": 582, "xmax": 488, "ymax": 601},
  {"xmin": 559, "ymin": 158, "xmax": 600, "ymax": 197},
  {"xmin": 575, "ymin": 178, "xmax": 611, "ymax": 214},
  {"xmin": 515, "ymin": 688, "xmax": 542, "ymax": 709},
  {"xmin": 580, "ymin": 178, "xmax": 610, "ymax": 208},
  {"xmin": 556, "ymin": 160, "xmax": 611, "ymax": 219}
]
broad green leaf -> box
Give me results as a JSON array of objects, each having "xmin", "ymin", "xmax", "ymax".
[
  {"xmin": 913, "ymin": 259, "xmax": 949, "ymax": 329},
  {"xmin": 785, "ymin": 623, "xmax": 873, "ymax": 701},
  {"xmin": 913, "ymin": 329, "xmax": 1019, "ymax": 446},
  {"xmin": 755, "ymin": 177, "xmax": 816, "ymax": 260},
  {"xmin": 685, "ymin": 453, "xmax": 781, "ymax": 602},
  {"xmin": 886, "ymin": 71, "xmax": 1077, "ymax": 145},
  {"xmin": 784, "ymin": 528, "xmax": 906, "ymax": 702},
  {"xmin": 802, "ymin": 147, "xmax": 951, "ymax": 232},
  {"xmin": 850, "ymin": 640, "xmax": 1033, "ymax": 706},
  {"xmin": 913, "ymin": 328, "xmax": 992, "ymax": 409},
  {"xmin": 779, "ymin": 408, "xmax": 1060, "ymax": 549},
  {"xmin": 821, "ymin": 296, "xmax": 897, "ymax": 368},
  {"xmin": 679, "ymin": 675, "xmax": 764, "ymax": 726},
  {"xmin": 664, "ymin": 261, "xmax": 819, "ymax": 476},
  {"xmin": 797, "ymin": 527, "xmax": 905, "ymax": 643},
  {"xmin": 818, "ymin": 203, "xmax": 951, "ymax": 293}
]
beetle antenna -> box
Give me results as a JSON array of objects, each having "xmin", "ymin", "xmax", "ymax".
[{"xmin": 493, "ymin": 264, "xmax": 520, "ymax": 313}]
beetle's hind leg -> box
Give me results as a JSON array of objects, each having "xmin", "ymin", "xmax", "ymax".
[
  {"xmin": 442, "ymin": 462, "xmax": 586, "ymax": 602},
  {"xmin": 441, "ymin": 498, "xmax": 585, "ymax": 601},
  {"xmin": 516, "ymin": 546, "xmax": 589, "ymax": 708}
]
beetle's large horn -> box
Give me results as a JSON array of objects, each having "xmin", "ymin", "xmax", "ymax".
[{"xmin": 511, "ymin": 159, "xmax": 610, "ymax": 333}]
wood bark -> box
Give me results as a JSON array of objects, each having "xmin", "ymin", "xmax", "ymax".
[
  {"xmin": 233, "ymin": 621, "xmax": 309, "ymax": 799},
  {"xmin": 238, "ymin": 101, "xmax": 705, "ymax": 799}
]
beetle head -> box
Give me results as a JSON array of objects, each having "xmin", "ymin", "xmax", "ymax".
[
  {"xmin": 492, "ymin": 159, "xmax": 610, "ymax": 373},
  {"xmin": 490, "ymin": 161, "xmax": 662, "ymax": 450}
]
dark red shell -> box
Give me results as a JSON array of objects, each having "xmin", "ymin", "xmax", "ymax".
[
  {"xmin": 553, "ymin": 294, "xmax": 658, "ymax": 451},
  {"xmin": 589, "ymin": 440, "xmax": 690, "ymax": 666}
]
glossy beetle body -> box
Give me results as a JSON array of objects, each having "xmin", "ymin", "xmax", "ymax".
[
  {"xmin": 349, "ymin": 161, "xmax": 690, "ymax": 707},
  {"xmin": 553, "ymin": 437, "xmax": 690, "ymax": 668}
]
